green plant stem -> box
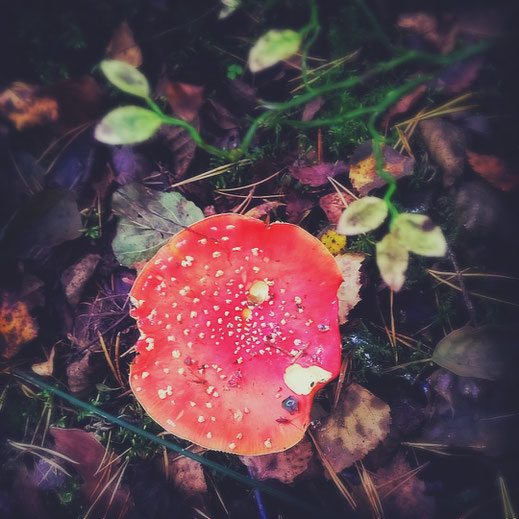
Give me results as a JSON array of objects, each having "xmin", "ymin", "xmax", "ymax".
[
  {"xmin": 298, "ymin": 0, "xmax": 320, "ymax": 93},
  {"xmin": 14, "ymin": 370, "xmax": 331, "ymax": 518},
  {"xmin": 352, "ymin": 0, "xmax": 393, "ymax": 51}
]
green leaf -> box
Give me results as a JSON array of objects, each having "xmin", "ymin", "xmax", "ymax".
[
  {"xmin": 392, "ymin": 213, "xmax": 447, "ymax": 257},
  {"xmin": 248, "ymin": 29, "xmax": 302, "ymax": 73},
  {"xmin": 100, "ymin": 60, "xmax": 150, "ymax": 98},
  {"xmin": 432, "ymin": 326, "xmax": 519, "ymax": 380},
  {"xmin": 337, "ymin": 197, "xmax": 388, "ymax": 235},
  {"xmin": 376, "ymin": 233, "xmax": 408, "ymax": 292},
  {"xmin": 95, "ymin": 106, "xmax": 162, "ymax": 145},
  {"xmin": 111, "ymin": 183, "xmax": 204, "ymax": 267}
]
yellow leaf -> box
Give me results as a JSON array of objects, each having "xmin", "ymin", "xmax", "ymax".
[
  {"xmin": 32, "ymin": 346, "xmax": 56, "ymax": 377},
  {"xmin": 320, "ymin": 229, "xmax": 347, "ymax": 255},
  {"xmin": 0, "ymin": 296, "xmax": 39, "ymax": 358}
]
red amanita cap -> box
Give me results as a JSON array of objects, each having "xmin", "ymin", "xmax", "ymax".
[{"xmin": 129, "ymin": 214, "xmax": 343, "ymax": 455}]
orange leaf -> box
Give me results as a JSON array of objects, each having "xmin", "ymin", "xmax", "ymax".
[
  {"xmin": 0, "ymin": 82, "xmax": 58, "ymax": 130},
  {"xmin": 467, "ymin": 150, "xmax": 519, "ymax": 191},
  {"xmin": 159, "ymin": 80, "xmax": 204, "ymax": 123},
  {"xmin": 0, "ymin": 294, "xmax": 38, "ymax": 358}
]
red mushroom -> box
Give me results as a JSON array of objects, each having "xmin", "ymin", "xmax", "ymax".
[{"xmin": 129, "ymin": 213, "xmax": 343, "ymax": 455}]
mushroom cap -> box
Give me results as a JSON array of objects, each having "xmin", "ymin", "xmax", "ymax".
[{"xmin": 129, "ymin": 214, "xmax": 343, "ymax": 455}]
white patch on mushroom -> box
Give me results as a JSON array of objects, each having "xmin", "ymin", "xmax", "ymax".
[
  {"xmin": 229, "ymin": 443, "xmax": 236, "ymax": 450},
  {"xmin": 198, "ymin": 416, "xmax": 205, "ymax": 423},
  {"xmin": 172, "ymin": 350, "xmax": 181, "ymax": 358},
  {"xmin": 181, "ymin": 256, "xmax": 194, "ymax": 267},
  {"xmin": 283, "ymin": 364, "xmax": 333, "ymax": 395},
  {"xmin": 212, "ymin": 251, "xmax": 221, "ymax": 258},
  {"xmin": 198, "ymin": 238, "xmax": 207, "ymax": 244},
  {"xmin": 206, "ymin": 432, "xmax": 212, "ymax": 439},
  {"xmin": 158, "ymin": 389, "xmax": 167, "ymax": 399},
  {"xmin": 142, "ymin": 372, "xmax": 149, "ymax": 379},
  {"xmin": 264, "ymin": 438, "xmax": 272, "ymax": 448},
  {"xmin": 190, "ymin": 311, "xmax": 198, "ymax": 318},
  {"xmin": 215, "ymin": 270, "xmax": 224, "ymax": 277},
  {"xmin": 166, "ymin": 419, "xmax": 176, "ymax": 427}
]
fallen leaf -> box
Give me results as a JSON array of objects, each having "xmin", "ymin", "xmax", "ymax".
[
  {"xmin": 167, "ymin": 455, "xmax": 208, "ymax": 497},
  {"xmin": 159, "ymin": 81, "xmax": 204, "ymax": 123},
  {"xmin": 1, "ymin": 188, "xmax": 82, "ymax": 259},
  {"xmin": 0, "ymin": 295, "xmax": 39, "ymax": 358},
  {"xmin": 320, "ymin": 228, "xmax": 347, "ymax": 256},
  {"xmin": 240, "ymin": 436, "xmax": 315, "ymax": 484},
  {"xmin": 314, "ymin": 383, "xmax": 391, "ymax": 472},
  {"xmin": 349, "ymin": 142, "xmax": 414, "ymax": 195},
  {"xmin": 319, "ymin": 192, "xmax": 356, "ymax": 225},
  {"xmin": 50, "ymin": 428, "xmax": 133, "ymax": 518},
  {"xmin": 302, "ymin": 96, "xmax": 325, "ymax": 122},
  {"xmin": 335, "ymin": 253, "xmax": 364, "ymax": 324},
  {"xmin": 382, "ymin": 84, "xmax": 427, "ymax": 131},
  {"xmin": 466, "ymin": 151, "xmax": 519, "ymax": 191},
  {"xmin": 290, "ymin": 162, "xmax": 348, "ymax": 187},
  {"xmin": 373, "ymin": 453, "xmax": 435, "ymax": 518},
  {"xmin": 248, "ymin": 29, "xmax": 302, "ymax": 73},
  {"xmin": 337, "ymin": 196, "xmax": 388, "ymax": 235},
  {"xmin": 61, "ymin": 254, "xmax": 101, "ymax": 307},
  {"xmin": 112, "ymin": 146, "xmax": 152, "ymax": 185},
  {"xmin": 432, "ymin": 326, "xmax": 519, "ymax": 380},
  {"xmin": 243, "ymin": 201, "xmax": 284, "ymax": 220},
  {"xmin": 434, "ymin": 56, "xmax": 484, "ymax": 94},
  {"xmin": 159, "ymin": 125, "xmax": 197, "ymax": 180},
  {"xmin": 376, "ymin": 233, "xmax": 409, "ymax": 292},
  {"xmin": 111, "ymin": 183, "xmax": 204, "ymax": 267},
  {"xmin": 31, "ymin": 346, "xmax": 56, "ymax": 377},
  {"xmin": 0, "ymin": 82, "xmax": 58, "ymax": 130},
  {"xmin": 285, "ymin": 192, "xmax": 314, "ymax": 223},
  {"xmin": 105, "ymin": 20, "xmax": 142, "ymax": 67},
  {"xmin": 419, "ymin": 118, "xmax": 466, "ymax": 187},
  {"xmin": 67, "ymin": 348, "xmax": 95, "ymax": 394}
]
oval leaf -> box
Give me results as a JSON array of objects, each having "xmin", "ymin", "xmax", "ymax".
[
  {"xmin": 248, "ymin": 29, "xmax": 302, "ymax": 73},
  {"xmin": 337, "ymin": 197, "xmax": 388, "ymax": 235},
  {"xmin": 392, "ymin": 213, "xmax": 447, "ymax": 256},
  {"xmin": 376, "ymin": 233, "xmax": 408, "ymax": 292},
  {"xmin": 100, "ymin": 60, "xmax": 149, "ymax": 98},
  {"xmin": 95, "ymin": 106, "xmax": 162, "ymax": 145},
  {"xmin": 432, "ymin": 326, "xmax": 519, "ymax": 380},
  {"xmin": 111, "ymin": 183, "xmax": 204, "ymax": 267}
]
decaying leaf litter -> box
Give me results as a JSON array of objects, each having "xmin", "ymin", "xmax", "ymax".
[{"xmin": 1, "ymin": 1, "xmax": 519, "ymax": 518}]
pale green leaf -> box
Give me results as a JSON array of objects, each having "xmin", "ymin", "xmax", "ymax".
[
  {"xmin": 337, "ymin": 197, "xmax": 388, "ymax": 235},
  {"xmin": 376, "ymin": 233, "xmax": 408, "ymax": 292},
  {"xmin": 111, "ymin": 183, "xmax": 204, "ymax": 267},
  {"xmin": 95, "ymin": 106, "xmax": 162, "ymax": 145},
  {"xmin": 248, "ymin": 29, "xmax": 302, "ymax": 73},
  {"xmin": 219, "ymin": 0, "xmax": 240, "ymax": 19},
  {"xmin": 392, "ymin": 213, "xmax": 447, "ymax": 257},
  {"xmin": 100, "ymin": 60, "xmax": 150, "ymax": 98},
  {"xmin": 432, "ymin": 326, "xmax": 519, "ymax": 380}
]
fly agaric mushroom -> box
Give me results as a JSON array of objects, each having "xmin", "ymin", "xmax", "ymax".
[{"xmin": 129, "ymin": 213, "xmax": 343, "ymax": 455}]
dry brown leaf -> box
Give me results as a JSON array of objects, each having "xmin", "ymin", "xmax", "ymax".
[
  {"xmin": 314, "ymin": 383, "xmax": 390, "ymax": 472},
  {"xmin": 32, "ymin": 346, "xmax": 56, "ymax": 377},
  {"xmin": 61, "ymin": 254, "xmax": 101, "ymax": 308},
  {"xmin": 0, "ymin": 82, "xmax": 58, "ymax": 130},
  {"xmin": 466, "ymin": 151, "xmax": 519, "ymax": 191},
  {"xmin": 420, "ymin": 119, "xmax": 466, "ymax": 187},
  {"xmin": 319, "ymin": 191, "xmax": 356, "ymax": 225},
  {"xmin": 51, "ymin": 428, "xmax": 133, "ymax": 518},
  {"xmin": 335, "ymin": 253, "xmax": 365, "ymax": 324},
  {"xmin": 66, "ymin": 348, "xmax": 95, "ymax": 394},
  {"xmin": 0, "ymin": 294, "xmax": 39, "ymax": 358},
  {"xmin": 159, "ymin": 125, "xmax": 197, "ymax": 180},
  {"xmin": 349, "ymin": 142, "xmax": 414, "ymax": 195},
  {"xmin": 240, "ymin": 436, "xmax": 315, "ymax": 484},
  {"xmin": 159, "ymin": 81, "xmax": 204, "ymax": 123},
  {"xmin": 372, "ymin": 453, "xmax": 435, "ymax": 518},
  {"xmin": 105, "ymin": 20, "xmax": 142, "ymax": 67},
  {"xmin": 243, "ymin": 201, "xmax": 284, "ymax": 220},
  {"xmin": 167, "ymin": 455, "xmax": 208, "ymax": 497}
]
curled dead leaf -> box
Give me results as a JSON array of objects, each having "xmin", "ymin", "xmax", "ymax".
[
  {"xmin": 335, "ymin": 253, "xmax": 365, "ymax": 324},
  {"xmin": 105, "ymin": 20, "xmax": 142, "ymax": 67}
]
